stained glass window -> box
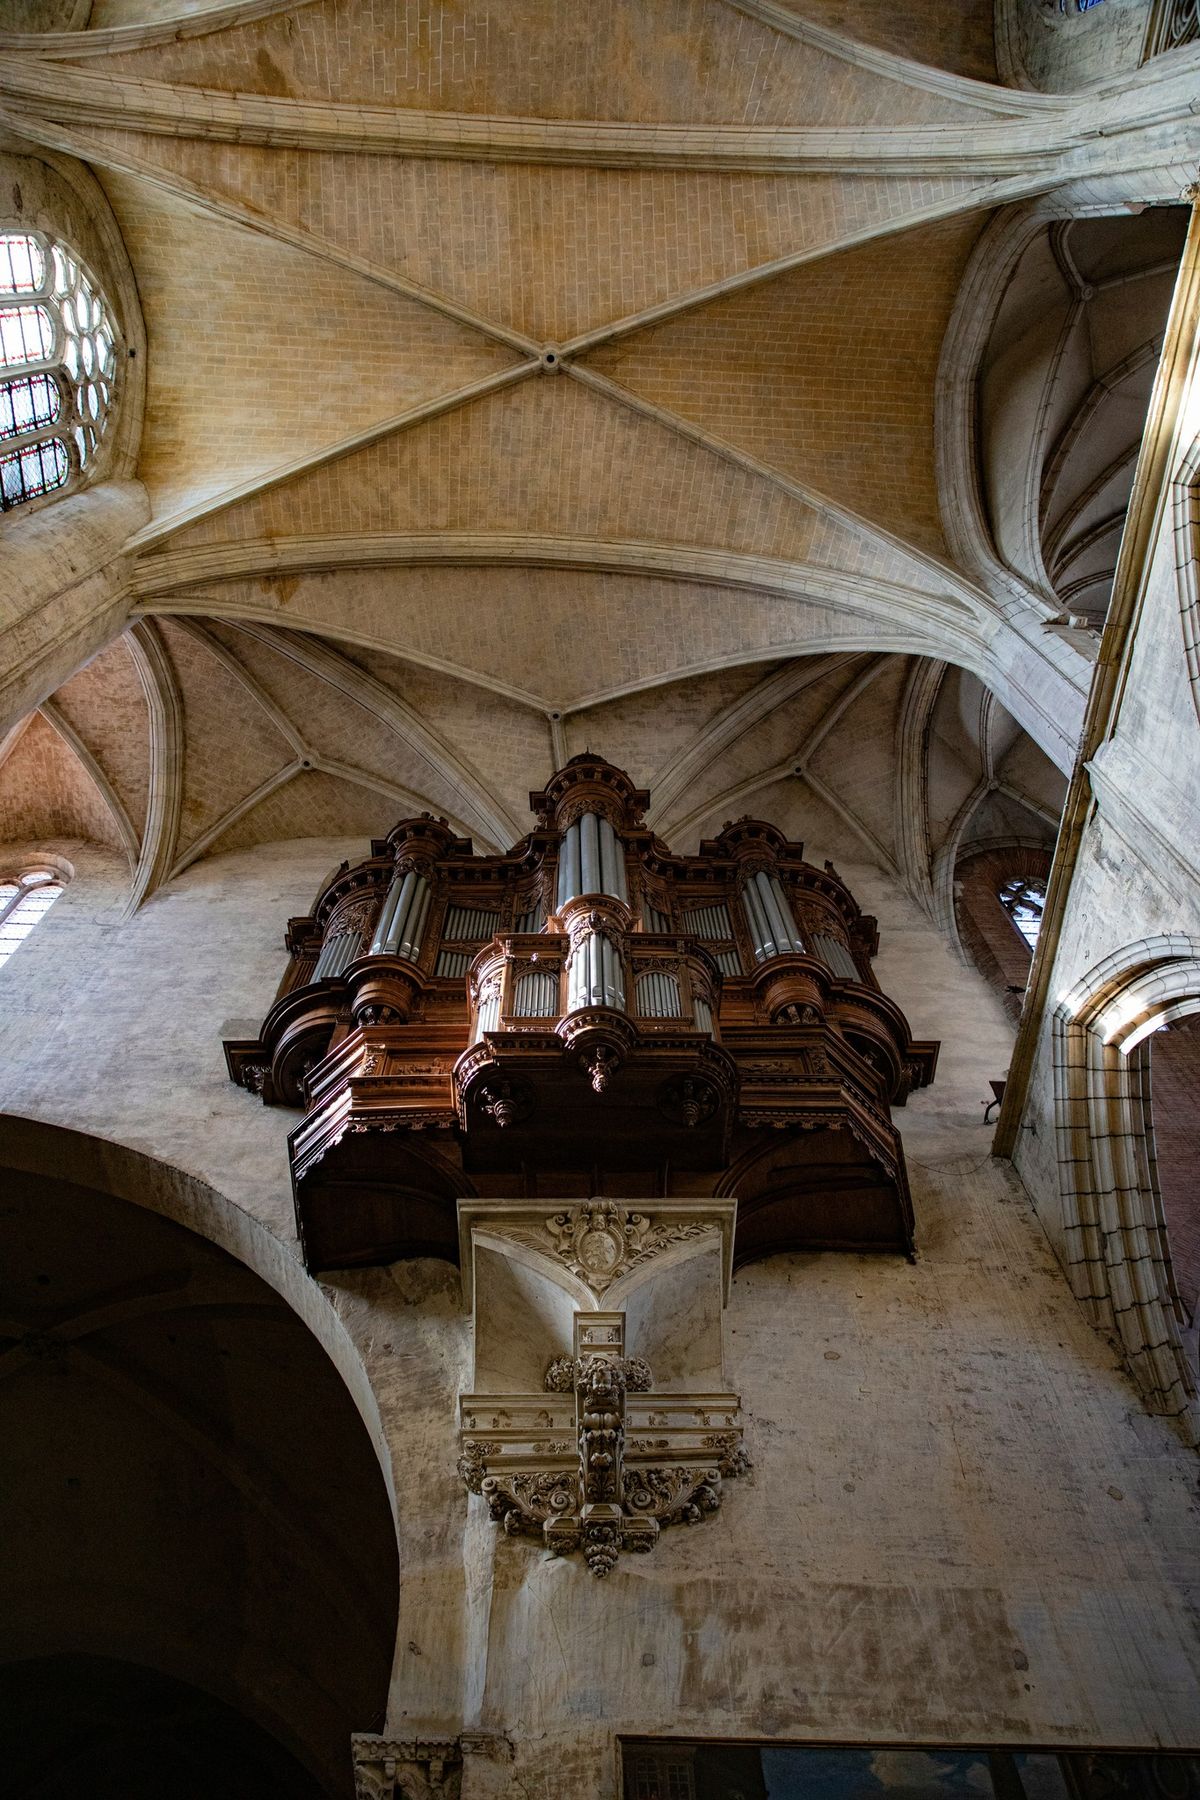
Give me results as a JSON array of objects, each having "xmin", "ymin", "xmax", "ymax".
[
  {"xmin": 0, "ymin": 229, "xmax": 118, "ymax": 514},
  {"xmin": 0, "ymin": 869, "xmax": 64, "ymax": 969},
  {"xmin": 0, "ymin": 439, "xmax": 68, "ymax": 507},
  {"xmin": 0, "ymin": 372, "xmax": 60, "ymax": 439},
  {"xmin": 999, "ymin": 876, "xmax": 1046, "ymax": 949}
]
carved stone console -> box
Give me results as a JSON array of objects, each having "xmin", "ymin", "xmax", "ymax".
[
  {"xmin": 456, "ymin": 1196, "xmax": 746, "ymax": 1576},
  {"xmin": 351, "ymin": 1737, "xmax": 462, "ymax": 1800}
]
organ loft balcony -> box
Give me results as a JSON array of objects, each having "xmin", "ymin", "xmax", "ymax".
[{"xmin": 224, "ymin": 756, "xmax": 938, "ymax": 1274}]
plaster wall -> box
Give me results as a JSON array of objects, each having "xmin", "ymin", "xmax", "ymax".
[{"xmin": 0, "ymin": 833, "xmax": 1197, "ymax": 1795}]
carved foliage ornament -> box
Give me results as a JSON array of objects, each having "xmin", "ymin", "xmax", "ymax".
[
  {"xmin": 352, "ymin": 1738, "xmax": 461, "ymax": 1800},
  {"xmin": 459, "ymin": 1351, "xmax": 736, "ymax": 1577}
]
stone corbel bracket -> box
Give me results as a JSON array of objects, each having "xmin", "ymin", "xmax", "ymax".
[
  {"xmin": 456, "ymin": 1196, "xmax": 747, "ymax": 1576},
  {"xmin": 351, "ymin": 1736, "xmax": 462, "ymax": 1800}
]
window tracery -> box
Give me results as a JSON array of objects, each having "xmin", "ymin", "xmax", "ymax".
[
  {"xmin": 998, "ymin": 876, "xmax": 1047, "ymax": 950},
  {"xmin": 0, "ymin": 230, "xmax": 117, "ymax": 512},
  {"xmin": 0, "ymin": 867, "xmax": 64, "ymax": 967}
]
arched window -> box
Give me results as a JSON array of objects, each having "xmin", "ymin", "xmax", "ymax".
[
  {"xmin": 0, "ymin": 230, "xmax": 117, "ymax": 512},
  {"xmin": 998, "ymin": 875, "xmax": 1046, "ymax": 949},
  {"xmin": 954, "ymin": 846, "xmax": 1051, "ymax": 1020},
  {"xmin": 0, "ymin": 868, "xmax": 64, "ymax": 967}
]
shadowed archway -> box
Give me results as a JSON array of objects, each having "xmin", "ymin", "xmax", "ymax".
[{"xmin": 0, "ymin": 1127, "xmax": 400, "ymax": 1797}]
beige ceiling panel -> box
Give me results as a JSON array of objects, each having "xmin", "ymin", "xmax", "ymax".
[
  {"xmin": 84, "ymin": 134, "xmax": 986, "ymax": 344},
  {"xmin": 202, "ymin": 623, "xmax": 525, "ymax": 839},
  {"xmin": 995, "ymin": 728, "xmax": 1067, "ymax": 822},
  {"xmin": 704, "ymin": 662, "xmax": 853, "ymax": 794},
  {"xmin": 564, "ymin": 662, "xmax": 787, "ymax": 793},
  {"xmin": 767, "ymin": 0, "xmax": 998, "ymax": 82},
  {"xmin": 585, "ymin": 211, "xmax": 987, "ymax": 561},
  {"xmin": 959, "ymin": 785, "xmax": 1054, "ymax": 852},
  {"xmin": 49, "ymin": 637, "xmax": 151, "ymax": 835},
  {"xmin": 153, "ymin": 566, "xmax": 944, "ymax": 706},
  {"xmin": 97, "ymin": 168, "xmax": 518, "ymax": 521},
  {"xmin": 87, "ymin": 0, "xmax": 238, "ymax": 20},
  {"xmin": 203, "ymin": 767, "xmax": 410, "ymax": 857},
  {"xmin": 166, "ymin": 376, "xmax": 831, "ymax": 562},
  {"xmin": 0, "ymin": 712, "xmax": 128, "ymax": 852},
  {"xmin": 98, "ymin": 0, "xmax": 981, "ymax": 125},
  {"xmin": 160, "ymin": 620, "xmax": 297, "ymax": 850},
  {"xmin": 926, "ymin": 664, "xmax": 988, "ymax": 849},
  {"xmin": 676, "ymin": 767, "xmax": 871, "ymax": 864},
  {"xmin": 806, "ymin": 653, "xmax": 910, "ymax": 857},
  {"xmin": 345, "ymin": 648, "xmax": 550, "ymax": 835}
]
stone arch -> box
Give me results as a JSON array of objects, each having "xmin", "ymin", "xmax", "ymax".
[
  {"xmin": 1051, "ymin": 938, "xmax": 1200, "ymax": 1446},
  {"xmin": 0, "ymin": 1111, "xmax": 394, "ymax": 1483},
  {"xmin": 0, "ymin": 1113, "xmax": 403, "ymax": 1794}
]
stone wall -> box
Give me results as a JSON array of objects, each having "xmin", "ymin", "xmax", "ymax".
[
  {"xmin": 998, "ymin": 0, "xmax": 1151, "ymax": 90},
  {"xmin": 0, "ymin": 827, "xmax": 1197, "ymax": 1793}
]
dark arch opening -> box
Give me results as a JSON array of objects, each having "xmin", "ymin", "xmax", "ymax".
[
  {"xmin": 0, "ymin": 1162, "xmax": 399, "ymax": 1797},
  {"xmin": 0, "ymin": 1655, "xmax": 327, "ymax": 1800}
]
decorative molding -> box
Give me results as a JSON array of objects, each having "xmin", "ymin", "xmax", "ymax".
[
  {"xmin": 501, "ymin": 1201, "xmax": 720, "ymax": 1300},
  {"xmin": 458, "ymin": 1309, "xmax": 746, "ymax": 1578},
  {"xmin": 351, "ymin": 1736, "xmax": 462, "ymax": 1800}
]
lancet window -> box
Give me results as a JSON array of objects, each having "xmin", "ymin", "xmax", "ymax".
[
  {"xmin": 0, "ymin": 230, "xmax": 117, "ymax": 512},
  {"xmin": 0, "ymin": 868, "xmax": 64, "ymax": 968}
]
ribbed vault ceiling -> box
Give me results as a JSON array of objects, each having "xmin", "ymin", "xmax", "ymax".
[{"xmin": 0, "ymin": 0, "xmax": 1193, "ymax": 920}]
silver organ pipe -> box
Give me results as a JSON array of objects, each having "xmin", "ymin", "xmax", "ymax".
[
  {"xmin": 313, "ymin": 928, "xmax": 361, "ymax": 981},
  {"xmin": 557, "ymin": 813, "xmax": 626, "ymax": 904},
  {"xmin": 635, "ymin": 970, "xmax": 683, "ymax": 1017},
  {"xmin": 580, "ymin": 811, "xmax": 601, "ymax": 893},
  {"xmin": 598, "ymin": 816, "xmax": 628, "ymax": 902},
  {"xmin": 403, "ymin": 880, "xmax": 432, "ymax": 961},
  {"xmin": 369, "ymin": 868, "xmax": 411, "ymax": 954},
  {"xmin": 810, "ymin": 932, "xmax": 859, "ymax": 980},
  {"xmin": 568, "ymin": 930, "xmax": 625, "ymax": 1011},
  {"xmin": 473, "ymin": 958, "xmax": 504, "ymax": 1042},
  {"xmin": 370, "ymin": 868, "xmax": 432, "ymax": 963},
  {"xmin": 756, "ymin": 870, "xmax": 802, "ymax": 955},
  {"xmin": 513, "ymin": 968, "xmax": 558, "ymax": 1017},
  {"xmin": 740, "ymin": 877, "xmax": 775, "ymax": 961},
  {"xmin": 744, "ymin": 871, "xmax": 805, "ymax": 962}
]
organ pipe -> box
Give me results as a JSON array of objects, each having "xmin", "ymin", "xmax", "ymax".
[
  {"xmin": 314, "ymin": 929, "xmax": 360, "ymax": 981},
  {"xmin": 556, "ymin": 813, "xmax": 627, "ymax": 906},
  {"xmin": 370, "ymin": 869, "xmax": 432, "ymax": 962},
  {"xmin": 568, "ymin": 930, "xmax": 625, "ymax": 1011},
  {"xmin": 743, "ymin": 870, "xmax": 805, "ymax": 962}
]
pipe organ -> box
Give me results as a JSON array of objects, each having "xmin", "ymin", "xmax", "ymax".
[
  {"xmin": 226, "ymin": 755, "xmax": 937, "ymax": 1276},
  {"xmin": 226, "ymin": 755, "xmax": 936, "ymax": 1573}
]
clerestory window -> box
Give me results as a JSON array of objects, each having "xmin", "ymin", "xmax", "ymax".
[
  {"xmin": 0, "ymin": 230, "xmax": 117, "ymax": 513},
  {"xmin": 0, "ymin": 868, "xmax": 65, "ymax": 968},
  {"xmin": 998, "ymin": 875, "xmax": 1046, "ymax": 950}
]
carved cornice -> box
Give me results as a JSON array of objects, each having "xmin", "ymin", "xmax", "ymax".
[
  {"xmin": 351, "ymin": 1736, "xmax": 462, "ymax": 1800},
  {"xmin": 509, "ymin": 1202, "xmax": 717, "ymax": 1301},
  {"xmin": 458, "ymin": 1197, "xmax": 737, "ymax": 1310}
]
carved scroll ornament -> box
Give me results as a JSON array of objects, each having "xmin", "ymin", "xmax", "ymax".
[{"xmin": 527, "ymin": 1201, "xmax": 715, "ymax": 1299}]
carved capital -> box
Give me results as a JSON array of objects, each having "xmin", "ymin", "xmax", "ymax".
[{"xmin": 351, "ymin": 1736, "xmax": 462, "ymax": 1800}]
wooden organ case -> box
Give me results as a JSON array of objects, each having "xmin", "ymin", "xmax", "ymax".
[{"xmin": 225, "ymin": 755, "xmax": 938, "ymax": 1275}]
